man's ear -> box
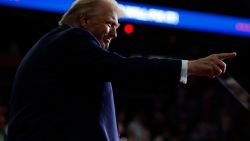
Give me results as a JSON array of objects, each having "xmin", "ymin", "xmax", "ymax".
[{"xmin": 79, "ymin": 14, "xmax": 88, "ymax": 28}]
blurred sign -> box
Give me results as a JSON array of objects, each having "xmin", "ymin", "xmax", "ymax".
[{"xmin": 1, "ymin": 0, "xmax": 250, "ymax": 38}]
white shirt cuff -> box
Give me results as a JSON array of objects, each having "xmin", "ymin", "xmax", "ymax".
[{"xmin": 180, "ymin": 60, "xmax": 188, "ymax": 84}]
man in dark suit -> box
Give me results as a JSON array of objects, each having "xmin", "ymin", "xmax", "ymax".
[{"xmin": 6, "ymin": 0, "xmax": 236, "ymax": 141}]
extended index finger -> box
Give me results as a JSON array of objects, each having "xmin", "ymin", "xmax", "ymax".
[{"xmin": 217, "ymin": 52, "xmax": 237, "ymax": 60}]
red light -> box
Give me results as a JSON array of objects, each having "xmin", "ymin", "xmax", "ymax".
[{"xmin": 124, "ymin": 24, "xmax": 134, "ymax": 34}]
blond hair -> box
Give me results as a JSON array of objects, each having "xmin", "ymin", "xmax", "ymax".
[{"xmin": 58, "ymin": 0, "xmax": 125, "ymax": 26}]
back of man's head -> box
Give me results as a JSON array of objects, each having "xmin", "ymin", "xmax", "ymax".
[{"xmin": 58, "ymin": 0, "xmax": 125, "ymax": 26}]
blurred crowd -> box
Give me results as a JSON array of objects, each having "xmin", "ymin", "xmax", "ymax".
[
  {"xmin": 114, "ymin": 77, "xmax": 250, "ymax": 141},
  {"xmin": 0, "ymin": 77, "xmax": 250, "ymax": 141}
]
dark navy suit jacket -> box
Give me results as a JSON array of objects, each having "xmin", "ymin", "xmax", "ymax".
[{"xmin": 6, "ymin": 24, "xmax": 182, "ymax": 141}]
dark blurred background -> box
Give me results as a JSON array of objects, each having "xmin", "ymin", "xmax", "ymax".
[{"xmin": 1, "ymin": 0, "xmax": 250, "ymax": 141}]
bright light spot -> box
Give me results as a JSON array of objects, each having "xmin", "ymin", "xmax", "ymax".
[
  {"xmin": 124, "ymin": 24, "xmax": 134, "ymax": 34},
  {"xmin": 236, "ymin": 23, "xmax": 250, "ymax": 32}
]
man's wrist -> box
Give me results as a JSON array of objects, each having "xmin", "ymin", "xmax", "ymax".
[{"xmin": 180, "ymin": 60, "xmax": 188, "ymax": 84}]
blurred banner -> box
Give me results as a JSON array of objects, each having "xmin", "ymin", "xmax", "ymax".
[{"xmin": 1, "ymin": 0, "xmax": 250, "ymax": 38}]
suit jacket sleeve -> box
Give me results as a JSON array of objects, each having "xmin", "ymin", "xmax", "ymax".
[{"xmin": 56, "ymin": 28, "xmax": 182, "ymax": 86}]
